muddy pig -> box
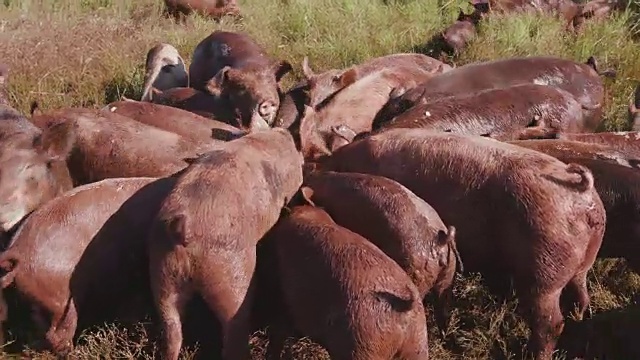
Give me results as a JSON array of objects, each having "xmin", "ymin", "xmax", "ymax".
[
  {"xmin": 101, "ymin": 100, "xmax": 244, "ymax": 143},
  {"xmin": 377, "ymin": 55, "xmax": 615, "ymax": 129},
  {"xmin": 260, "ymin": 204, "xmax": 430, "ymax": 360},
  {"xmin": 30, "ymin": 106, "xmax": 221, "ymax": 186},
  {"xmin": 189, "ymin": 30, "xmax": 292, "ymax": 129},
  {"xmin": 0, "ymin": 176, "xmax": 176, "ymax": 354},
  {"xmin": 300, "ymin": 170, "xmax": 461, "ymax": 333},
  {"xmin": 148, "ymin": 127, "xmax": 303, "ymax": 360},
  {"xmin": 372, "ymin": 83, "xmax": 591, "ymax": 139},
  {"xmin": 320, "ymin": 129, "xmax": 606, "ymax": 360}
]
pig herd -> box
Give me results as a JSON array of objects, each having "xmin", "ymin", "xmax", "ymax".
[{"xmin": 0, "ymin": 26, "xmax": 638, "ymax": 360}]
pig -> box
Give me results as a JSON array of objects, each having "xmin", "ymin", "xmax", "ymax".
[
  {"xmin": 30, "ymin": 106, "xmax": 221, "ymax": 186},
  {"xmin": 300, "ymin": 170, "xmax": 461, "ymax": 333},
  {"xmin": 508, "ymin": 139, "xmax": 640, "ymax": 169},
  {"xmin": 320, "ymin": 129, "xmax": 606, "ymax": 360},
  {"xmin": 147, "ymin": 86, "xmax": 236, "ymax": 121},
  {"xmin": 627, "ymin": 84, "xmax": 640, "ymax": 131},
  {"xmin": 189, "ymin": 31, "xmax": 293, "ymax": 129},
  {"xmin": 275, "ymin": 53, "xmax": 451, "ymax": 130},
  {"xmin": 140, "ymin": 43, "xmax": 189, "ymax": 103},
  {"xmin": 377, "ymin": 55, "xmax": 615, "ymax": 129},
  {"xmin": 553, "ymin": 131, "xmax": 640, "ymax": 160},
  {"xmin": 0, "ymin": 176, "xmax": 175, "ymax": 355},
  {"xmin": 529, "ymin": 157, "xmax": 640, "ymax": 273},
  {"xmin": 147, "ymin": 127, "xmax": 303, "ymax": 360},
  {"xmin": 0, "ymin": 120, "xmax": 75, "ymax": 235},
  {"xmin": 164, "ymin": 0, "xmax": 241, "ymax": 22},
  {"xmin": 441, "ymin": 7, "xmax": 486, "ymax": 55},
  {"xmin": 478, "ymin": 0, "xmax": 582, "ymax": 28},
  {"xmin": 371, "ymin": 84, "xmax": 596, "ymax": 139},
  {"xmin": 260, "ymin": 205, "xmax": 430, "ymax": 360},
  {"xmin": 100, "ymin": 100, "xmax": 244, "ymax": 143},
  {"xmin": 296, "ymin": 67, "xmax": 436, "ymax": 160}
]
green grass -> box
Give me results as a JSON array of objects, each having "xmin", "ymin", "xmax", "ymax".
[{"xmin": 1, "ymin": 0, "xmax": 640, "ymax": 358}]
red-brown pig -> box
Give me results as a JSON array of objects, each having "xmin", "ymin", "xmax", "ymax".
[
  {"xmin": 189, "ymin": 31, "xmax": 293, "ymax": 129},
  {"xmin": 164, "ymin": 0, "xmax": 241, "ymax": 22},
  {"xmin": 147, "ymin": 86, "xmax": 236, "ymax": 121},
  {"xmin": 300, "ymin": 170, "xmax": 461, "ymax": 334},
  {"xmin": 260, "ymin": 205, "xmax": 430, "ymax": 360},
  {"xmin": 101, "ymin": 100, "xmax": 244, "ymax": 143},
  {"xmin": 554, "ymin": 131, "xmax": 640, "ymax": 160},
  {"xmin": 377, "ymin": 56, "xmax": 615, "ymax": 130},
  {"xmin": 30, "ymin": 106, "xmax": 221, "ymax": 186},
  {"xmin": 508, "ymin": 139, "xmax": 640, "ymax": 169},
  {"xmin": 0, "ymin": 176, "xmax": 176, "ymax": 355},
  {"xmin": 140, "ymin": 43, "xmax": 188, "ymax": 102},
  {"xmin": 371, "ymin": 84, "xmax": 591, "ymax": 140},
  {"xmin": 296, "ymin": 66, "xmax": 436, "ymax": 160},
  {"xmin": 275, "ymin": 53, "xmax": 451, "ymax": 129},
  {"xmin": 319, "ymin": 129, "xmax": 606, "ymax": 360},
  {"xmin": 147, "ymin": 127, "xmax": 303, "ymax": 360}
]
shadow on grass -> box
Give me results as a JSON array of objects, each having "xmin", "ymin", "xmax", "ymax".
[{"xmin": 102, "ymin": 66, "xmax": 145, "ymax": 104}]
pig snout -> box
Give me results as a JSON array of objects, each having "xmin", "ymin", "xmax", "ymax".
[{"xmin": 257, "ymin": 100, "xmax": 278, "ymax": 124}]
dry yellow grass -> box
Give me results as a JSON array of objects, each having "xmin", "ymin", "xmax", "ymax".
[{"xmin": 1, "ymin": 0, "xmax": 640, "ymax": 359}]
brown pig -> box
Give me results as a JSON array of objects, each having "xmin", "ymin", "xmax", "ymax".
[
  {"xmin": 260, "ymin": 205, "xmax": 430, "ymax": 360},
  {"xmin": 164, "ymin": 0, "xmax": 241, "ymax": 22},
  {"xmin": 297, "ymin": 66, "xmax": 436, "ymax": 160},
  {"xmin": 100, "ymin": 100, "xmax": 244, "ymax": 143},
  {"xmin": 189, "ymin": 31, "xmax": 293, "ymax": 129},
  {"xmin": 140, "ymin": 43, "xmax": 188, "ymax": 102},
  {"xmin": 0, "ymin": 120, "xmax": 75, "ymax": 234},
  {"xmin": 553, "ymin": 131, "xmax": 640, "ymax": 161},
  {"xmin": 147, "ymin": 86, "xmax": 237, "ymax": 121},
  {"xmin": 377, "ymin": 56, "xmax": 614, "ymax": 129},
  {"xmin": 372, "ymin": 84, "xmax": 596, "ymax": 140},
  {"xmin": 508, "ymin": 139, "xmax": 640, "ymax": 169},
  {"xmin": 0, "ymin": 176, "xmax": 175, "ymax": 355},
  {"xmin": 320, "ymin": 129, "xmax": 606, "ymax": 360},
  {"xmin": 441, "ymin": 7, "xmax": 486, "ymax": 55},
  {"xmin": 147, "ymin": 127, "xmax": 303, "ymax": 360},
  {"xmin": 300, "ymin": 170, "xmax": 461, "ymax": 333},
  {"xmin": 275, "ymin": 53, "xmax": 451, "ymax": 129},
  {"xmin": 30, "ymin": 106, "xmax": 221, "ymax": 186}
]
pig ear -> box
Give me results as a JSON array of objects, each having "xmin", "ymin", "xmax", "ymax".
[
  {"xmin": 34, "ymin": 120, "xmax": 76, "ymax": 162},
  {"xmin": 183, "ymin": 156, "xmax": 199, "ymax": 165},
  {"xmin": 389, "ymin": 87, "xmax": 407, "ymax": 99},
  {"xmin": 333, "ymin": 67, "xmax": 358, "ymax": 88},
  {"xmin": 301, "ymin": 56, "xmax": 315, "ymax": 80},
  {"xmin": 274, "ymin": 60, "xmax": 293, "ymax": 82},
  {"xmin": 330, "ymin": 124, "xmax": 357, "ymax": 143},
  {"xmin": 166, "ymin": 214, "xmax": 187, "ymax": 244},
  {"xmin": 299, "ymin": 186, "xmax": 316, "ymax": 206},
  {"xmin": 211, "ymin": 128, "xmax": 247, "ymax": 141},
  {"xmin": 206, "ymin": 66, "xmax": 231, "ymax": 96}
]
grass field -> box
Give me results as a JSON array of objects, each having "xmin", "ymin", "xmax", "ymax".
[{"xmin": 1, "ymin": 0, "xmax": 640, "ymax": 359}]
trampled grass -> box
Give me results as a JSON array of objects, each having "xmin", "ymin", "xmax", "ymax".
[{"xmin": 1, "ymin": 0, "xmax": 640, "ymax": 358}]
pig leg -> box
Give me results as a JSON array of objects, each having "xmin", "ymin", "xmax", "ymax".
[
  {"xmin": 44, "ymin": 299, "xmax": 78, "ymax": 355},
  {"xmin": 524, "ymin": 289, "xmax": 564, "ymax": 360},
  {"xmin": 198, "ymin": 250, "xmax": 256, "ymax": 360},
  {"xmin": 265, "ymin": 322, "xmax": 289, "ymax": 360},
  {"xmin": 431, "ymin": 285, "xmax": 453, "ymax": 338},
  {"xmin": 563, "ymin": 271, "xmax": 590, "ymax": 320},
  {"xmin": 152, "ymin": 277, "xmax": 192, "ymax": 360}
]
